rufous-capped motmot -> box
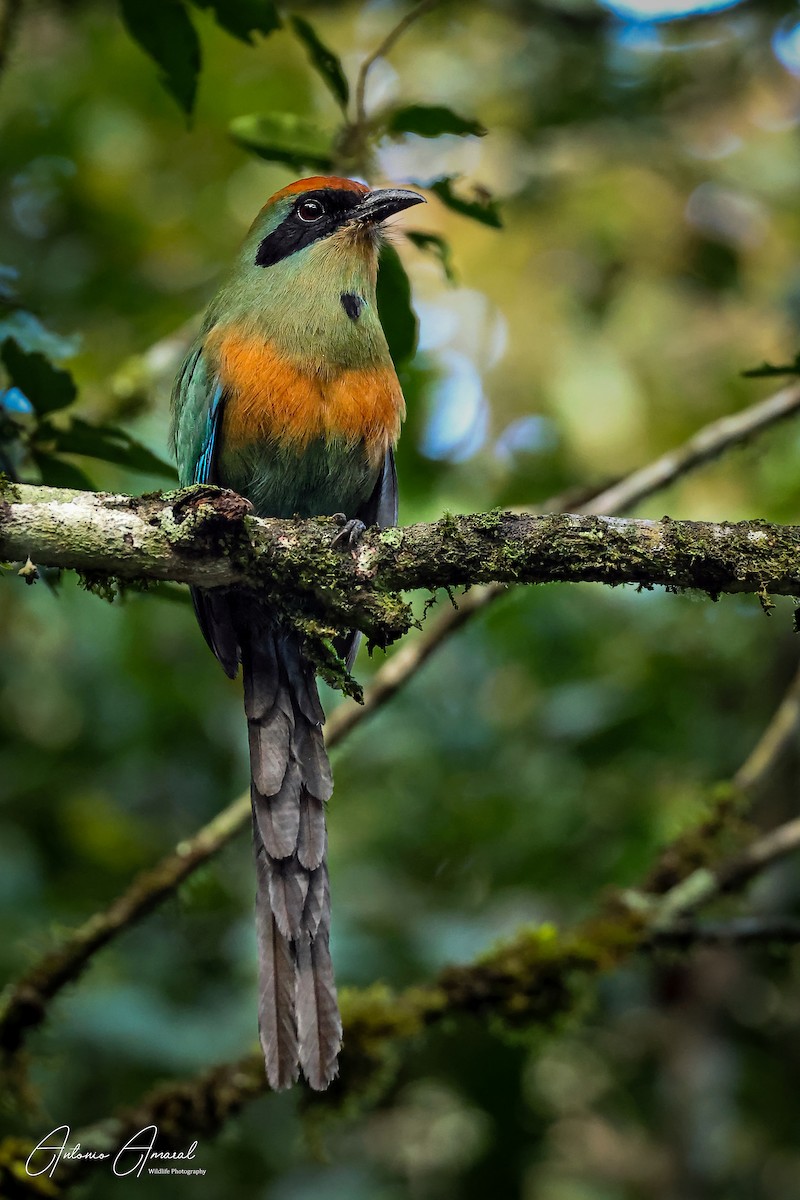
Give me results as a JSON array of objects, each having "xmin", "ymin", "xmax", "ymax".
[{"xmin": 171, "ymin": 176, "xmax": 424, "ymax": 1090}]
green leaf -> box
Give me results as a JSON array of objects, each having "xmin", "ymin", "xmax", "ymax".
[
  {"xmin": 742, "ymin": 353, "xmax": 800, "ymax": 378},
  {"xmin": 406, "ymin": 230, "xmax": 457, "ymax": 283},
  {"xmin": 32, "ymin": 450, "xmax": 95, "ymax": 490},
  {"xmin": 377, "ymin": 244, "xmax": 417, "ymax": 368},
  {"xmin": 41, "ymin": 418, "xmax": 178, "ymax": 480},
  {"xmin": 290, "ymin": 15, "xmax": 349, "ymax": 112},
  {"xmin": 120, "ymin": 0, "xmax": 201, "ymax": 116},
  {"xmin": 189, "ymin": 0, "xmax": 280, "ymax": 43},
  {"xmin": 1, "ymin": 339, "xmax": 77, "ymax": 414},
  {"xmin": 230, "ymin": 112, "xmax": 335, "ymax": 170},
  {"xmin": 387, "ymin": 104, "xmax": 486, "ymax": 139},
  {"xmin": 425, "ymin": 177, "xmax": 503, "ymax": 228}
]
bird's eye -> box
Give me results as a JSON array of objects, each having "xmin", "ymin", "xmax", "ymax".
[{"xmin": 297, "ymin": 198, "xmax": 325, "ymax": 222}]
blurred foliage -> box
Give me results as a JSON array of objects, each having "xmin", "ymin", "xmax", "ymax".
[{"xmin": 4, "ymin": 1, "xmax": 800, "ymax": 1198}]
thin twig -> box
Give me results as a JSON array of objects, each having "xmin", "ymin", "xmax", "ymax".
[
  {"xmin": 649, "ymin": 916, "xmax": 800, "ymax": 947},
  {"xmin": 733, "ymin": 660, "xmax": 800, "ymax": 793},
  {"xmin": 716, "ymin": 815, "xmax": 800, "ymax": 893},
  {"xmin": 2, "ymin": 382, "xmax": 797, "ymax": 1060},
  {"xmin": 648, "ymin": 815, "xmax": 800, "ymax": 930},
  {"xmin": 353, "ymin": 0, "xmax": 440, "ymax": 127},
  {"xmin": 0, "ymin": 799, "xmax": 250, "ymax": 1055},
  {"xmin": 586, "ymin": 382, "xmax": 800, "ymax": 516},
  {"xmin": 643, "ymin": 656, "xmax": 800, "ymax": 896}
]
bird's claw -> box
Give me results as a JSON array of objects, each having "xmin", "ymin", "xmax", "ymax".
[{"xmin": 331, "ymin": 517, "xmax": 367, "ymax": 552}]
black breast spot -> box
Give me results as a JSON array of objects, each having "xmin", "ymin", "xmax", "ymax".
[{"xmin": 340, "ymin": 293, "xmax": 365, "ymax": 321}]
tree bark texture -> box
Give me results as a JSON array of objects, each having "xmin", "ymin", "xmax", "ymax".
[{"xmin": 1, "ymin": 482, "xmax": 798, "ymax": 648}]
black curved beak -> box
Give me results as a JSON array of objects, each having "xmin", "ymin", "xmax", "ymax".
[{"xmin": 353, "ymin": 187, "xmax": 426, "ymax": 225}]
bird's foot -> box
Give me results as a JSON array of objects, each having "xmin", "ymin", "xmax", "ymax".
[{"xmin": 331, "ymin": 515, "xmax": 367, "ymax": 552}]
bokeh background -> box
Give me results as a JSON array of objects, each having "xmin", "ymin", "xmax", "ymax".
[{"xmin": 3, "ymin": 0, "xmax": 800, "ymax": 1196}]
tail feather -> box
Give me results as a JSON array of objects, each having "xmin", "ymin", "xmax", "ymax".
[
  {"xmin": 248, "ymin": 710, "xmax": 294, "ymax": 795},
  {"xmin": 243, "ymin": 616, "xmax": 342, "ymax": 1091},
  {"xmin": 254, "ymin": 827, "xmax": 299, "ymax": 1092},
  {"xmin": 253, "ymin": 758, "xmax": 301, "ymax": 859},
  {"xmin": 243, "ymin": 633, "xmax": 279, "ymax": 717},
  {"xmin": 281, "ymin": 637, "xmax": 326, "ymax": 725},
  {"xmin": 267, "ymin": 853, "xmax": 310, "ymax": 939},
  {"xmin": 301, "ymin": 862, "xmax": 328, "ymax": 937},
  {"xmin": 296, "ymin": 931, "xmax": 342, "ymax": 1091},
  {"xmin": 297, "ymin": 789, "xmax": 326, "ymax": 870},
  {"xmin": 292, "ymin": 718, "xmax": 333, "ymax": 801}
]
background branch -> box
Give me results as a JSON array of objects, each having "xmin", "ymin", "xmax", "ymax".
[
  {"xmin": 733, "ymin": 661, "xmax": 800, "ymax": 793},
  {"xmin": 649, "ymin": 917, "xmax": 800, "ymax": 946},
  {"xmin": 353, "ymin": 0, "xmax": 440, "ymax": 129}
]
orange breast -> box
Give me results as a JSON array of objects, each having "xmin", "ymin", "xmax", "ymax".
[{"xmin": 208, "ymin": 328, "xmax": 403, "ymax": 467}]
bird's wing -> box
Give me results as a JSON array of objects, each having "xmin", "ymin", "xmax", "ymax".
[
  {"xmin": 357, "ymin": 447, "xmax": 398, "ymax": 530},
  {"xmin": 172, "ymin": 344, "xmax": 240, "ymax": 677},
  {"xmin": 172, "ymin": 343, "xmax": 214, "ymax": 486}
]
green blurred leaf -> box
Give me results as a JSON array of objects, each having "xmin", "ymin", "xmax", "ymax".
[
  {"xmin": 230, "ymin": 112, "xmax": 335, "ymax": 169},
  {"xmin": 40, "ymin": 417, "xmax": 178, "ymax": 480},
  {"xmin": 189, "ymin": 0, "xmax": 280, "ymax": 43},
  {"xmin": 406, "ymin": 230, "xmax": 457, "ymax": 283},
  {"xmin": 377, "ymin": 244, "xmax": 417, "ymax": 367},
  {"xmin": 32, "ymin": 450, "xmax": 95, "ymax": 490},
  {"xmin": 120, "ymin": 0, "xmax": 201, "ymax": 115},
  {"xmin": 1, "ymin": 339, "xmax": 77, "ymax": 414},
  {"xmin": 425, "ymin": 176, "xmax": 503, "ymax": 228},
  {"xmin": 289, "ymin": 15, "xmax": 349, "ymax": 112},
  {"xmin": 742, "ymin": 353, "xmax": 800, "ymax": 378},
  {"xmin": 387, "ymin": 104, "xmax": 486, "ymax": 139}
]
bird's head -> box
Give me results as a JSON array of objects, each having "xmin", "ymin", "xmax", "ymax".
[{"xmin": 246, "ymin": 176, "xmax": 425, "ymax": 270}]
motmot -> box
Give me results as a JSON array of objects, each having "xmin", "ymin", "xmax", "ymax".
[{"xmin": 171, "ymin": 176, "xmax": 424, "ymax": 1090}]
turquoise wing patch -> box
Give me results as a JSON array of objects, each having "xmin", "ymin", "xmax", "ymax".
[{"xmin": 194, "ymin": 382, "xmax": 225, "ymax": 484}]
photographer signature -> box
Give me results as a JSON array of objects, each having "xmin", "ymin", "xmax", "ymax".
[{"xmin": 25, "ymin": 1125, "xmax": 200, "ymax": 1178}]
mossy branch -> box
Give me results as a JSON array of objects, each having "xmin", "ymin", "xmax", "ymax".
[{"xmin": 2, "ymin": 484, "xmax": 800, "ymax": 652}]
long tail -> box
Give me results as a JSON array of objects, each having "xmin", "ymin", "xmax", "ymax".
[{"xmin": 241, "ymin": 611, "xmax": 342, "ymax": 1090}]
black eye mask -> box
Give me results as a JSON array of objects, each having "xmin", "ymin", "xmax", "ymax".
[{"xmin": 255, "ymin": 189, "xmax": 364, "ymax": 268}]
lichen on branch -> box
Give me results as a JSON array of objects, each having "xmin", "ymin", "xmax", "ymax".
[{"xmin": 1, "ymin": 484, "xmax": 799, "ymax": 651}]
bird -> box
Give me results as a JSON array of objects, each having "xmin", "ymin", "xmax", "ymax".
[{"xmin": 170, "ymin": 176, "xmax": 424, "ymax": 1090}]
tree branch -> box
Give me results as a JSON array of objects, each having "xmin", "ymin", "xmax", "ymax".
[
  {"xmin": 0, "ymin": 799, "xmax": 250, "ymax": 1057},
  {"xmin": 3, "ymin": 484, "xmax": 800, "ymax": 651},
  {"xmin": 586, "ymin": 382, "xmax": 800, "ymax": 515},
  {"xmin": 626, "ymin": 812, "xmax": 800, "ymax": 933},
  {"xmin": 353, "ymin": 0, "xmax": 440, "ymax": 129},
  {"xmin": 649, "ymin": 916, "xmax": 800, "ymax": 947}
]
